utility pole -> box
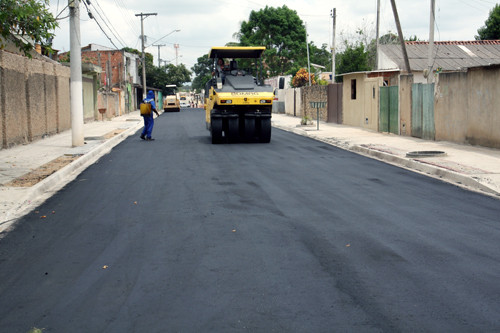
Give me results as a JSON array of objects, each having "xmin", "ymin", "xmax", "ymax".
[
  {"xmin": 427, "ymin": 0, "xmax": 436, "ymax": 83},
  {"xmin": 153, "ymin": 44, "xmax": 165, "ymax": 67},
  {"xmin": 330, "ymin": 8, "xmax": 336, "ymax": 83},
  {"xmin": 135, "ymin": 12, "xmax": 157, "ymax": 99},
  {"xmin": 69, "ymin": 0, "xmax": 84, "ymax": 147},
  {"xmin": 174, "ymin": 44, "xmax": 179, "ymax": 65},
  {"xmin": 375, "ymin": 0, "xmax": 380, "ymax": 70},
  {"xmin": 390, "ymin": 0, "xmax": 411, "ymax": 74},
  {"xmin": 306, "ymin": 23, "xmax": 311, "ymax": 86}
]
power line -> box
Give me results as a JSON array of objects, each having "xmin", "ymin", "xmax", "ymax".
[
  {"xmin": 82, "ymin": 0, "xmax": 120, "ymax": 49},
  {"xmin": 111, "ymin": 0, "xmax": 140, "ymax": 37},
  {"xmin": 90, "ymin": 0, "xmax": 127, "ymax": 48}
]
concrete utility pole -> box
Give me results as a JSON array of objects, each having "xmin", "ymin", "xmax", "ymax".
[
  {"xmin": 174, "ymin": 44, "xmax": 180, "ymax": 65},
  {"xmin": 376, "ymin": 0, "xmax": 380, "ymax": 70},
  {"xmin": 69, "ymin": 0, "xmax": 84, "ymax": 147},
  {"xmin": 427, "ymin": 0, "xmax": 436, "ymax": 83},
  {"xmin": 153, "ymin": 44, "xmax": 165, "ymax": 67},
  {"xmin": 306, "ymin": 23, "xmax": 311, "ymax": 86},
  {"xmin": 390, "ymin": 0, "xmax": 411, "ymax": 74},
  {"xmin": 331, "ymin": 8, "xmax": 336, "ymax": 83},
  {"xmin": 135, "ymin": 12, "xmax": 157, "ymax": 99}
]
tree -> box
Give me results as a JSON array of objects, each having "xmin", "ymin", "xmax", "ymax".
[
  {"xmin": 139, "ymin": 49, "xmax": 191, "ymax": 94},
  {"xmin": 236, "ymin": 5, "xmax": 307, "ymax": 77},
  {"xmin": 476, "ymin": 4, "xmax": 500, "ymax": 40},
  {"xmin": 335, "ymin": 41, "xmax": 371, "ymax": 82},
  {"xmin": 164, "ymin": 63, "xmax": 191, "ymax": 88},
  {"xmin": 145, "ymin": 63, "xmax": 191, "ymax": 95},
  {"xmin": 0, "ymin": 0, "xmax": 57, "ymax": 57},
  {"xmin": 191, "ymin": 54, "xmax": 213, "ymax": 93},
  {"xmin": 309, "ymin": 43, "xmax": 331, "ymax": 70}
]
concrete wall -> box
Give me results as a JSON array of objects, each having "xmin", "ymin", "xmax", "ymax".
[
  {"xmin": 399, "ymin": 74, "xmax": 413, "ymax": 136},
  {"xmin": 435, "ymin": 66, "xmax": 500, "ymax": 148},
  {"xmin": 283, "ymin": 88, "xmax": 302, "ymax": 117},
  {"xmin": 97, "ymin": 92, "xmax": 120, "ymax": 121},
  {"xmin": 0, "ymin": 50, "xmax": 70, "ymax": 148},
  {"xmin": 342, "ymin": 73, "xmax": 383, "ymax": 130}
]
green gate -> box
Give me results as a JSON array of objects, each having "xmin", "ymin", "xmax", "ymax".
[
  {"xmin": 379, "ymin": 86, "xmax": 399, "ymax": 134},
  {"xmin": 412, "ymin": 83, "xmax": 435, "ymax": 140}
]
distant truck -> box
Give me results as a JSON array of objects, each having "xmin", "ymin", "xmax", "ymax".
[
  {"xmin": 179, "ymin": 93, "xmax": 190, "ymax": 108},
  {"xmin": 163, "ymin": 84, "xmax": 180, "ymax": 112},
  {"xmin": 204, "ymin": 46, "xmax": 274, "ymax": 143}
]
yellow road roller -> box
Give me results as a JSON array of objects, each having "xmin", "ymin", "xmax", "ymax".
[{"xmin": 204, "ymin": 46, "xmax": 275, "ymax": 143}]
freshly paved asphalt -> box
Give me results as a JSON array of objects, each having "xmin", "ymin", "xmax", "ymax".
[{"xmin": 0, "ymin": 109, "xmax": 499, "ymax": 332}]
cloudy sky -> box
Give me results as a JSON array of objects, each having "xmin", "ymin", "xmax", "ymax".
[{"xmin": 48, "ymin": 0, "xmax": 495, "ymax": 73}]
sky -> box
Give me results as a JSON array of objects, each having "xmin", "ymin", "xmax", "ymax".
[{"xmin": 48, "ymin": 0, "xmax": 496, "ymax": 76}]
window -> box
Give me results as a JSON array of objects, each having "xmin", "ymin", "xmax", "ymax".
[{"xmin": 351, "ymin": 79, "xmax": 357, "ymax": 100}]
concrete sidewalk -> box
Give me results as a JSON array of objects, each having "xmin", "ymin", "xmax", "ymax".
[{"xmin": 1, "ymin": 111, "xmax": 499, "ymax": 233}]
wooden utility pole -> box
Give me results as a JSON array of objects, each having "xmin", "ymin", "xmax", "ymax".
[
  {"xmin": 390, "ymin": 0, "xmax": 411, "ymax": 73},
  {"xmin": 427, "ymin": 0, "xmax": 436, "ymax": 83},
  {"xmin": 375, "ymin": 0, "xmax": 380, "ymax": 70},
  {"xmin": 331, "ymin": 8, "xmax": 336, "ymax": 83},
  {"xmin": 135, "ymin": 12, "xmax": 157, "ymax": 99},
  {"xmin": 306, "ymin": 23, "xmax": 311, "ymax": 86}
]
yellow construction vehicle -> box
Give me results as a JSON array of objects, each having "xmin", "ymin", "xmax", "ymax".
[
  {"xmin": 163, "ymin": 84, "xmax": 180, "ymax": 112},
  {"xmin": 204, "ymin": 46, "xmax": 274, "ymax": 143}
]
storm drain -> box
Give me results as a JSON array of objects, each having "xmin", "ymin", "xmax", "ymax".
[{"xmin": 406, "ymin": 151, "xmax": 446, "ymax": 158}]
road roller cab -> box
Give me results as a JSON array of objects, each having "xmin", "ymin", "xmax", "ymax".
[{"xmin": 204, "ymin": 46, "xmax": 274, "ymax": 143}]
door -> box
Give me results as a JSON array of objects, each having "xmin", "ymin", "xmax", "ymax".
[
  {"xmin": 412, "ymin": 83, "xmax": 435, "ymax": 140},
  {"xmin": 379, "ymin": 86, "xmax": 398, "ymax": 134},
  {"xmin": 327, "ymin": 83, "xmax": 342, "ymax": 123}
]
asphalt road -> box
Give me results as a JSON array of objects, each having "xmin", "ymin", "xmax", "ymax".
[{"xmin": 1, "ymin": 109, "xmax": 499, "ymax": 332}]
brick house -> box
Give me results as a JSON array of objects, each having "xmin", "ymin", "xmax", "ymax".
[{"xmin": 59, "ymin": 44, "xmax": 141, "ymax": 119}]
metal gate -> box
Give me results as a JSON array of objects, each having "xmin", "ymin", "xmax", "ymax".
[
  {"xmin": 327, "ymin": 83, "xmax": 342, "ymax": 123},
  {"xmin": 412, "ymin": 83, "xmax": 435, "ymax": 140},
  {"xmin": 379, "ymin": 86, "xmax": 399, "ymax": 134}
]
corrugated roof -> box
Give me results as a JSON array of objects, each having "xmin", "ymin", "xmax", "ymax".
[{"xmin": 379, "ymin": 40, "xmax": 500, "ymax": 71}]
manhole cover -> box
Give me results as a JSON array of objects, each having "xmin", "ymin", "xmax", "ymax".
[{"xmin": 406, "ymin": 151, "xmax": 446, "ymax": 158}]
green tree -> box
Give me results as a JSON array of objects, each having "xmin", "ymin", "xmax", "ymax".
[
  {"xmin": 335, "ymin": 41, "xmax": 371, "ymax": 82},
  {"xmin": 476, "ymin": 4, "xmax": 500, "ymax": 40},
  {"xmin": 0, "ymin": 0, "xmax": 57, "ymax": 57},
  {"xmin": 140, "ymin": 51, "xmax": 191, "ymax": 93},
  {"xmin": 191, "ymin": 54, "xmax": 212, "ymax": 93},
  {"xmin": 122, "ymin": 47, "xmax": 141, "ymax": 56},
  {"xmin": 237, "ymin": 5, "xmax": 307, "ymax": 77},
  {"xmin": 164, "ymin": 63, "xmax": 191, "ymax": 88}
]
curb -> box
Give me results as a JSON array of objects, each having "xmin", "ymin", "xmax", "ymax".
[
  {"xmin": 1, "ymin": 121, "xmax": 142, "ymax": 230},
  {"xmin": 272, "ymin": 123, "xmax": 500, "ymax": 198}
]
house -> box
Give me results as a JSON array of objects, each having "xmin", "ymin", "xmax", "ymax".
[
  {"xmin": 59, "ymin": 44, "xmax": 142, "ymax": 120},
  {"xmin": 340, "ymin": 40, "xmax": 500, "ymax": 148},
  {"xmin": 378, "ymin": 40, "xmax": 500, "ymax": 83}
]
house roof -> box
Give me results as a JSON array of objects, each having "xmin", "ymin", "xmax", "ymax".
[{"xmin": 378, "ymin": 40, "xmax": 500, "ymax": 71}]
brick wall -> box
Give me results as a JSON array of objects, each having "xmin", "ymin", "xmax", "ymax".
[{"xmin": 81, "ymin": 50, "xmax": 124, "ymax": 89}]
